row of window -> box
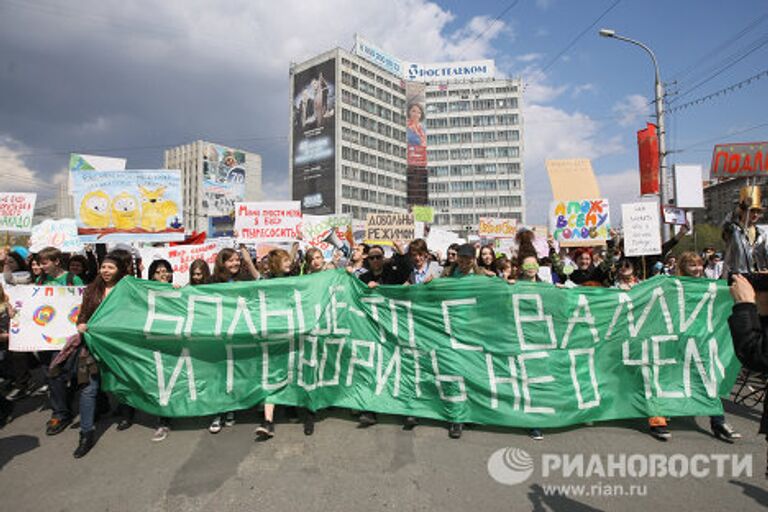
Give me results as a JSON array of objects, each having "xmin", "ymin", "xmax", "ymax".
[
  {"xmin": 425, "ymin": 85, "xmax": 519, "ymax": 99},
  {"xmin": 429, "ymin": 162, "xmax": 521, "ymax": 177},
  {"xmin": 342, "ymin": 203, "xmax": 405, "ymax": 220},
  {"xmin": 342, "ymin": 165, "xmax": 407, "ymax": 192},
  {"xmin": 341, "ymin": 185, "xmax": 407, "ymax": 208},
  {"xmin": 433, "ymin": 211, "xmax": 522, "ymax": 226},
  {"xmin": 341, "ymin": 108, "xmax": 407, "ymax": 146},
  {"xmin": 426, "ymin": 114, "xmax": 519, "ymax": 129},
  {"xmin": 429, "ymin": 179, "xmax": 521, "ymax": 192},
  {"xmin": 427, "ymin": 130, "xmax": 519, "ymax": 145},
  {"xmin": 342, "ymin": 71, "xmax": 406, "ymax": 116},
  {"xmin": 428, "ymin": 146, "xmax": 520, "ymax": 161},
  {"xmin": 340, "ymin": 87, "xmax": 407, "ymax": 125},
  {"xmin": 340, "ymin": 144, "xmax": 407, "ymax": 174},
  {"xmin": 341, "ymin": 58, "xmax": 406, "ymax": 95},
  {"xmin": 425, "ymin": 98, "xmax": 518, "ymax": 113},
  {"xmin": 341, "ymin": 127, "xmax": 407, "ymax": 158},
  {"xmin": 429, "ymin": 195, "xmax": 522, "ymax": 209}
]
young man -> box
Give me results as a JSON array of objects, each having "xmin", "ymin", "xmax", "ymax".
[
  {"xmin": 408, "ymin": 239, "xmax": 443, "ymax": 284},
  {"xmin": 36, "ymin": 247, "xmax": 84, "ymax": 286}
]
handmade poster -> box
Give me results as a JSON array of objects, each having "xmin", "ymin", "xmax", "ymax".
[
  {"xmin": 479, "ymin": 217, "xmax": 518, "ymax": 238},
  {"xmin": 622, "ymin": 202, "xmax": 662, "ymax": 257},
  {"xmin": 546, "ymin": 159, "xmax": 600, "ymax": 202},
  {"xmin": 673, "ymin": 164, "xmax": 705, "ymax": 208},
  {"xmin": 71, "ymin": 170, "xmax": 183, "ymax": 242},
  {"xmin": 365, "ymin": 213, "xmax": 415, "ymax": 245},
  {"xmin": 88, "ymin": 272, "xmax": 740, "ymax": 428},
  {"xmin": 710, "ymin": 141, "xmax": 767, "ymax": 177},
  {"xmin": 662, "ymin": 206, "xmax": 688, "ymax": 226},
  {"xmin": 426, "ymin": 227, "xmax": 460, "ymax": 257},
  {"xmin": 550, "ymin": 199, "xmax": 610, "ymax": 247},
  {"xmin": 69, "ymin": 153, "xmax": 126, "ymax": 172},
  {"xmin": 234, "ymin": 201, "xmax": 302, "ymax": 244},
  {"xmin": 301, "ymin": 214, "xmax": 353, "ymax": 259},
  {"xmin": 352, "ymin": 220, "xmax": 367, "ymax": 244},
  {"xmin": 29, "ymin": 219, "xmax": 83, "ymax": 253},
  {"xmin": 0, "ymin": 193, "xmax": 36, "ymax": 233},
  {"xmin": 140, "ymin": 242, "xmax": 221, "ymax": 286},
  {"xmin": 412, "ymin": 205, "xmax": 434, "ymax": 223},
  {"xmin": 8, "ymin": 285, "xmax": 84, "ymax": 352}
]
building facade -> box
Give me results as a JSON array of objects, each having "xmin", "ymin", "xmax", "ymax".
[
  {"xmin": 290, "ymin": 42, "xmax": 525, "ymax": 231},
  {"xmin": 695, "ymin": 175, "xmax": 768, "ymax": 226},
  {"xmin": 164, "ymin": 140, "xmax": 262, "ymax": 235}
]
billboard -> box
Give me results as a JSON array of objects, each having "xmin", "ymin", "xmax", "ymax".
[
  {"xmin": 710, "ymin": 141, "xmax": 767, "ymax": 177},
  {"xmin": 405, "ymin": 59, "xmax": 495, "ymax": 82},
  {"xmin": 292, "ymin": 58, "xmax": 336, "ymax": 215},
  {"xmin": 202, "ymin": 143, "xmax": 247, "ymax": 216},
  {"xmin": 353, "ymin": 35, "xmax": 404, "ymax": 77},
  {"xmin": 406, "ymin": 81, "xmax": 428, "ymax": 206}
]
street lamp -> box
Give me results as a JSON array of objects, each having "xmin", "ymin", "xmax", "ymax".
[{"xmin": 599, "ymin": 28, "xmax": 670, "ymax": 241}]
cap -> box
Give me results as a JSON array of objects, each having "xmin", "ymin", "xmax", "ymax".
[{"xmin": 457, "ymin": 243, "xmax": 475, "ymax": 258}]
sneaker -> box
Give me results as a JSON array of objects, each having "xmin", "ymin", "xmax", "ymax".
[
  {"xmin": 448, "ymin": 422, "xmax": 463, "ymax": 439},
  {"xmin": 255, "ymin": 421, "xmax": 274, "ymax": 441},
  {"xmin": 151, "ymin": 426, "xmax": 169, "ymax": 442},
  {"xmin": 116, "ymin": 418, "xmax": 133, "ymax": 431},
  {"xmin": 712, "ymin": 422, "xmax": 741, "ymax": 442},
  {"xmin": 650, "ymin": 425, "xmax": 671, "ymax": 441},
  {"xmin": 5, "ymin": 386, "xmax": 29, "ymax": 401},
  {"xmin": 46, "ymin": 417, "xmax": 72, "ymax": 436},
  {"xmin": 224, "ymin": 412, "xmax": 236, "ymax": 427},
  {"xmin": 529, "ymin": 428, "xmax": 544, "ymax": 441},
  {"xmin": 303, "ymin": 412, "xmax": 315, "ymax": 436},
  {"xmin": 402, "ymin": 416, "xmax": 418, "ymax": 431},
  {"xmin": 209, "ymin": 416, "xmax": 223, "ymax": 434},
  {"xmin": 73, "ymin": 431, "xmax": 95, "ymax": 459},
  {"xmin": 358, "ymin": 412, "xmax": 377, "ymax": 428}
]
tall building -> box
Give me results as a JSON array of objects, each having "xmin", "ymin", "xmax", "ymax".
[
  {"xmin": 164, "ymin": 141, "xmax": 262, "ymax": 236},
  {"xmin": 694, "ymin": 175, "xmax": 768, "ymax": 226},
  {"xmin": 290, "ymin": 48, "xmax": 409, "ymax": 219},
  {"xmin": 290, "ymin": 38, "xmax": 525, "ymax": 232}
]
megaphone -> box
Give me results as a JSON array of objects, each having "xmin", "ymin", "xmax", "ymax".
[{"xmin": 322, "ymin": 229, "xmax": 350, "ymax": 258}]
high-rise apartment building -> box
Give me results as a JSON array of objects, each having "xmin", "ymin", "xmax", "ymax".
[
  {"xmin": 164, "ymin": 140, "xmax": 262, "ymax": 236},
  {"xmin": 290, "ymin": 37, "xmax": 525, "ymax": 231}
]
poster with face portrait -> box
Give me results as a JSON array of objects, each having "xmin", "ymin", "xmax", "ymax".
[
  {"xmin": 8, "ymin": 286, "xmax": 85, "ymax": 352},
  {"xmin": 292, "ymin": 59, "xmax": 336, "ymax": 215}
]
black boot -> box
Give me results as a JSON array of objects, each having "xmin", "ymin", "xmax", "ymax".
[{"xmin": 73, "ymin": 431, "xmax": 95, "ymax": 458}]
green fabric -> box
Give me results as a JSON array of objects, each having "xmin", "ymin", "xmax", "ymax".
[
  {"xmin": 86, "ymin": 271, "xmax": 740, "ymax": 427},
  {"xmin": 40, "ymin": 271, "xmax": 83, "ymax": 286}
]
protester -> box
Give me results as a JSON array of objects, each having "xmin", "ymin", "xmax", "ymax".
[
  {"xmin": 304, "ymin": 247, "xmax": 334, "ymax": 274},
  {"xmin": 346, "ymin": 243, "xmax": 369, "ymax": 277},
  {"xmin": 189, "ymin": 258, "xmax": 212, "ymax": 285},
  {"xmin": 360, "ymin": 243, "xmax": 409, "ymax": 286},
  {"xmin": 408, "ymin": 239, "xmax": 442, "ymax": 284},
  {"xmin": 495, "ymin": 256, "xmax": 517, "ymax": 283},
  {"xmin": 47, "ymin": 252, "xmax": 128, "ymax": 457},
  {"xmin": 704, "ymin": 252, "xmax": 724, "ymax": 280},
  {"xmin": 2, "ymin": 248, "xmax": 32, "ymax": 285},
  {"xmin": 0, "ymin": 282, "xmax": 15, "ymax": 426},
  {"xmin": 613, "ymin": 259, "xmax": 639, "ymax": 290},
  {"xmin": 477, "ymin": 244, "xmax": 497, "ymax": 277},
  {"xmin": 36, "ymin": 247, "xmax": 84, "ymax": 286},
  {"xmin": 442, "ymin": 243, "xmax": 460, "ymax": 267},
  {"xmin": 722, "ymin": 185, "xmax": 768, "ymax": 275}
]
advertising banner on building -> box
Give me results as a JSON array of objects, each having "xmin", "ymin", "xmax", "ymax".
[
  {"xmin": 405, "ymin": 59, "xmax": 495, "ymax": 82},
  {"xmin": 406, "ymin": 81, "xmax": 427, "ymax": 168},
  {"xmin": 710, "ymin": 141, "xmax": 767, "ymax": 177},
  {"xmin": 637, "ymin": 123, "xmax": 660, "ymax": 195},
  {"xmin": 292, "ymin": 59, "xmax": 336, "ymax": 215},
  {"xmin": 353, "ymin": 35, "xmax": 404, "ymax": 77},
  {"xmin": 550, "ymin": 199, "xmax": 611, "ymax": 247},
  {"xmin": 234, "ymin": 201, "xmax": 302, "ymax": 244},
  {"xmin": 8, "ymin": 285, "xmax": 84, "ymax": 352},
  {"xmin": 0, "ymin": 192, "xmax": 36, "ymax": 233},
  {"xmin": 71, "ymin": 170, "xmax": 184, "ymax": 242},
  {"xmin": 201, "ymin": 143, "xmax": 247, "ymax": 217}
]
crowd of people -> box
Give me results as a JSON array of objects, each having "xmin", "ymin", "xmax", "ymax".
[{"xmin": 0, "ymin": 217, "xmax": 753, "ymax": 460}]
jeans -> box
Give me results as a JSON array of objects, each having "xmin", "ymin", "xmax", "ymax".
[
  {"xmin": 710, "ymin": 415, "xmax": 725, "ymax": 427},
  {"xmin": 48, "ymin": 350, "xmax": 100, "ymax": 433}
]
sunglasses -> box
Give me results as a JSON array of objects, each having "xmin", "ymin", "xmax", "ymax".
[
  {"xmin": 447, "ymin": 252, "xmax": 457, "ymax": 256},
  {"xmin": 368, "ymin": 254, "xmax": 383, "ymax": 260}
]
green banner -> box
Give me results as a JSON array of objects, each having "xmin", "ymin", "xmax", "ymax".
[{"xmin": 86, "ymin": 271, "xmax": 740, "ymax": 428}]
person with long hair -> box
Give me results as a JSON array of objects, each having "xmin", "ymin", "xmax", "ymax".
[
  {"xmin": 188, "ymin": 259, "xmax": 212, "ymax": 285},
  {"xmin": 255, "ymin": 248, "xmax": 313, "ymax": 441},
  {"xmin": 477, "ymin": 244, "xmax": 497, "ymax": 277},
  {"xmin": 47, "ymin": 252, "xmax": 128, "ymax": 457},
  {"xmin": 303, "ymin": 247, "xmax": 335, "ymax": 274},
  {"xmin": 0, "ymin": 282, "xmax": 14, "ymax": 426}
]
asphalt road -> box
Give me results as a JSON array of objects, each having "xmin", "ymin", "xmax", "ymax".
[{"xmin": 1, "ymin": 389, "xmax": 767, "ymax": 512}]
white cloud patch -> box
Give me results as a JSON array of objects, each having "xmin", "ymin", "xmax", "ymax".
[
  {"xmin": 0, "ymin": 137, "xmax": 43, "ymax": 192},
  {"xmin": 516, "ymin": 53, "xmax": 543, "ymax": 63},
  {"xmin": 612, "ymin": 94, "xmax": 651, "ymax": 127},
  {"xmin": 596, "ymin": 169, "xmax": 643, "ymax": 225},
  {"xmin": 571, "ymin": 83, "xmax": 596, "ymax": 97}
]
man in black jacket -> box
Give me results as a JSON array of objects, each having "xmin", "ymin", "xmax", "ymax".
[{"xmin": 728, "ymin": 274, "xmax": 768, "ymax": 475}]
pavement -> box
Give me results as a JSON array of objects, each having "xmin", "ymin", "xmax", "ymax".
[{"xmin": 1, "ymin": 385, "xmax": 767, "ymax": 512}]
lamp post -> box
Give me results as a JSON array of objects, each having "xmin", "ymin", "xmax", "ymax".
[{"xmin": 599, "ymin": 28, "xmax": 670, "ymax": 241}]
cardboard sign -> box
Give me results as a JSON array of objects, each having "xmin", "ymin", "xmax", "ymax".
[
  {"xmin": 662, "ymin": 206, "xmax": 688, "ymax": 225},
  {"xmin": 71, "ymin": 170, "xmax": 183, "ymax": 242},
  {"xmin": 411, "ymin": 205, "xmax": 435, "ymax": 223},
  {"xmin": 425, "ymin": 227, "xmax": 460, "ymax": 258},
  {"xmin": 140, "ymin": 242, "xmax": 221, "ymax": 286},
  {"xmin": 234, "ymin": 201, "xmax": 302, "ymax": 243},
  {"xmin": 546, "ymin": 159, "xmax": 601, "ymax": 201},
  {"xmin": 301, "ymin": 214, "xmax": 353, "ymax": 259},
  {"xmin": 479, "ymin": 217, "xmax": 518, "ymax": 238},
  {"xmin": 29, "ymin": 219, "xmax": 83, "ymax": 253},
  {"xmin": 8, "ymin": 286, "xmax": 84, "ymax": 352},
  {"xmin": 622, "ymin": 202, "xmax": 662, "ymax": 257},
  {"xmin": 710, "ymin": 142, "xmax": 768, "ymax": 177},
  {"xmin": 673, "ymin": 164, "xmax": 704, "ymax": 208},
  {"xmin": 0, "ymin": 193, "xmax": 37, "ymax": 233},
  {"xmin": 365, "ymin": 213, "xmax": 415, "ymax": 245},
  {"xmin": 550, "ymin": 199, "xmax": 610, "ymax": 247}
]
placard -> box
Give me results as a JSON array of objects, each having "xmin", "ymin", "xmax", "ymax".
[
  {"xmin": 426, "ymin": 227, "xmax": 460, "ymax": 258},
  {"xmin": 8, "ymin": 285, "xmax": 84, "ymax": 352},
  {"xmin": 30, "ymin": 219, "xmax": 83, "ymax": 253},
  {"xmin": 546, "ymin": 159, "xmax": 600, "ymax": 202},
  {"xmin": 234, "ymin": 201, "xmax": 302, "ymax": 243},
  {"xmin": 139, "ymin": 241, "xmax": 221, "ymax": 286},
  {"xmin": 365, "ymin": 213, "xmax": 415, "ymax": 245},
  {"xmin": 301, "ymin": 214, "xmax": 353, "ymax": 259},
  {"xmin": 550, "ymin": 199, "xmax": 610, "ymax": 247},
  {"xmin": 0, "ymin": 193, "xmax": 36, "ymax": 233},
  {"xmin": 673, "ymin": 164, "xmax": 705, "ymax": 208},
  {"xmin": 710, "ymin": 141, "xmax": 768, "ymax": 177},
  {"xmin": 479, "ymin": 217, "xmax": 518, "ymax": 238},
  {"xmin": 662, "ymin": 206, "xmax": 688, "ymax": 226},
  {"xmin": 411, "ymin": 205, "xmax": 435, "ymax": 223},
  {"xmin": 622, "ymin": 202, "xmax": 662, "ymax": 257}
]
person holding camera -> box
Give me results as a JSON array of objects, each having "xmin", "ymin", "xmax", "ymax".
[
  {"xmin": 722, "ymin": 185, "xmax": 768, "ymax": 275},
  {"xmin": 728, "ymin": 274, "xmax": 768, "ymax": 476}
]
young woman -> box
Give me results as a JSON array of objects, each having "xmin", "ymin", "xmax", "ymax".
[
  {"xmin": 255, "ymin": 248, "xmax": 314, "ymax": 441},
  {"xmin": 206, "ymin": 248, "xmax": 258, "ymax": 434},
  {"xmin": 304, "ymin": 247, "xmax": 334, "ymax": 275},
  {"xmin": 188, "ymin": 259, "xmax": 212, "ymax": 285},
  {"xmin": 0, "ymin": 282, "xmax": 14, "ymax": 426},
  {"xmin": 477, "ymin": 244, "xmax": 497, "ymax": 277},
  {"xmin": 613, "ymin": 259, "xmax": 639, "ymax": 291},
  {"xmin": 28, "ymin": 254, "xmax": 43, "ymax": 281},
  {"xmin": 442, "ymin": 243, "xmax": 460, "ymax": 268},
  {"xmin": 68, "ymin": 250, "xmax": 97, "ymax": 284},
  {"xmin": 47, "ymin": 252, "xmax": 128, "ymax": 457},
  {"xmin": 677, "ymin": 251, "xmax": 741, "ymax": 442}
]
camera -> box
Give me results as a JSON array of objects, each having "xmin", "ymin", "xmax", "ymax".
[{"xmin": 727, "ymin": 272, "xmax": 768, "ymax": 292}]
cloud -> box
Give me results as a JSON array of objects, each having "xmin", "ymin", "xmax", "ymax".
[
  {"xmin": 0, "ymin": 137, "xmax": 46, "ymax": 192},
  {"xmin": 612, "ymin": 94, "xmax": 651, "ymax": 127},
  {"xmin": 596, "ymin": 169, "xmax": 643, "ymax": 225},
  {"xmin": 516, "ymin": 53, "xmax": 543, "ymax": 63},
  {"xmin": 571, "ymin": 83, "xmax": 596, "ymax": 97}
]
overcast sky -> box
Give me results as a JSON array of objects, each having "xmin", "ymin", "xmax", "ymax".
[{"xmin": 1, "ymin": 0, "xmax": 766, "ymax": 224}]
